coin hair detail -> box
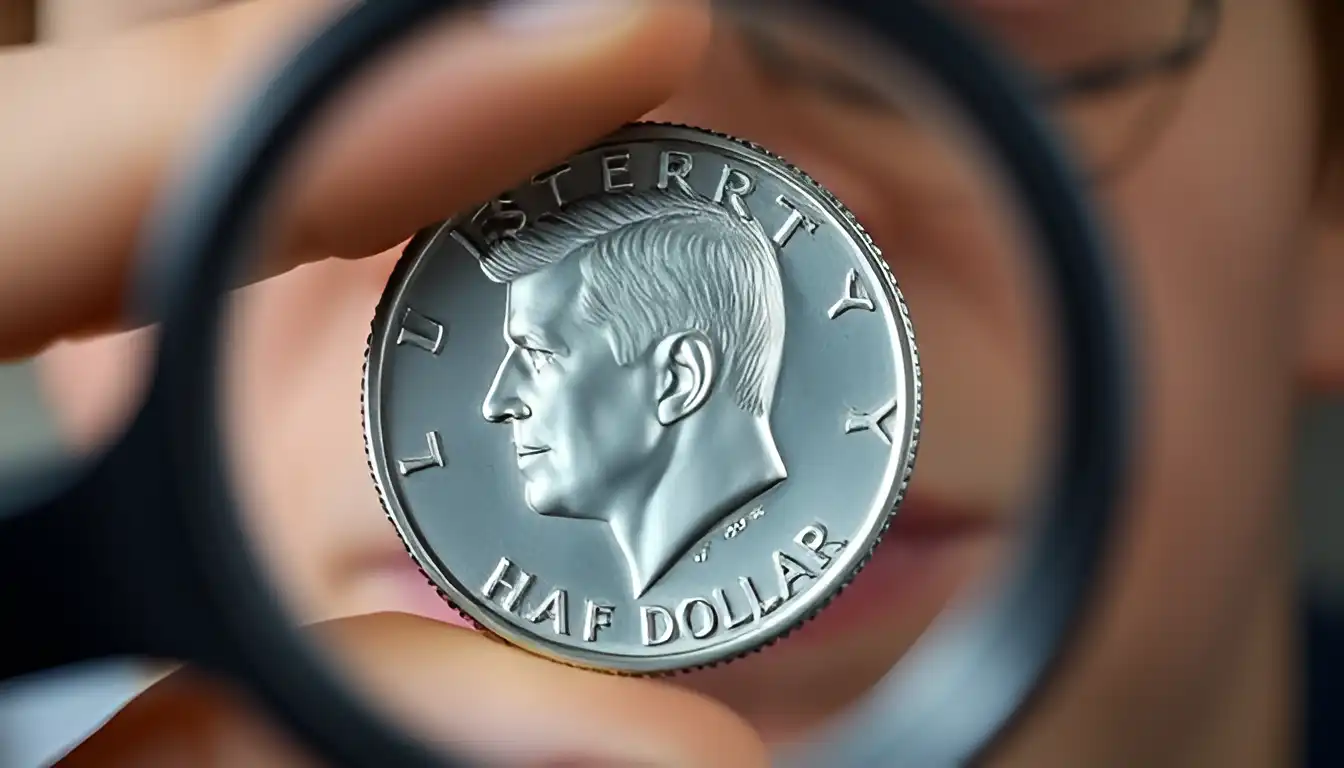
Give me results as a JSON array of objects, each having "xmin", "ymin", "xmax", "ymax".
[{"xmin": 481, "ymin": 188, "xmax": 785, "ymax": 417}]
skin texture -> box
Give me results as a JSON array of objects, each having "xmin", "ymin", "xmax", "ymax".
[{"xmin": 4, "ymin": 0, "xmax": 1343, "ymax": 766}]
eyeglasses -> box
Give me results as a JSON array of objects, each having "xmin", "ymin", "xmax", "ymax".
[
  {"xmin": 1038, "ymin": 0, "xmax": 1221, "ymax": 103},
  {"xmin": 737, "ymin": 0, "xmax": 1224, "ymax": 183}
]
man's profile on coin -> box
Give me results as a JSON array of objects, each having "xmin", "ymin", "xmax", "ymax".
[{"xmin": 479, "ymin": 188, "xmax": 789, "ymax": 599}]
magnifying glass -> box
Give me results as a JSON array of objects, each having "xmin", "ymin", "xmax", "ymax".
[{"xmin": 0, "ymin": 0, "xmax": 1135, "ymax": 765}]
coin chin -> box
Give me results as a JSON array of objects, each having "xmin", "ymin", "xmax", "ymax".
[
  {"xmin": 520, "ymin": 480, "xmax": 560, "ymax": 516},
  {"xmin": 520, "ymin": 483, "xmax": 543, "ymax": 514},
  {"xmin": 362, "ymin": 122, "xmax": 921, "ymax": 675}
]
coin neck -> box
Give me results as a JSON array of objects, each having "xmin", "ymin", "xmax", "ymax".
[{"xmin": 608, "ymin": 411, "xmax": 787, "ymax": 600}]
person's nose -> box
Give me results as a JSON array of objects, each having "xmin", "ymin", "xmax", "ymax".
[{"xmin": 482, "ymin": 349, "xmax": 531, "ymax": 423}]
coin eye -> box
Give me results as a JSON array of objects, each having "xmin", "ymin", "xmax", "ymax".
[{"xmin": 522, "ymin": 347, "xmax": 555, "ymax": 372}]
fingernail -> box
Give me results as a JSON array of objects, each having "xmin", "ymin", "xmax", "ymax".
[{"xmin": 487, "ymin": 0, "xmax": 641, "ymax": 35}]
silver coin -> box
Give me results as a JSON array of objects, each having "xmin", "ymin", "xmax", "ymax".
[{"xmin": 362, "ymin": 122, "xmax": 921, "ymax": 675}]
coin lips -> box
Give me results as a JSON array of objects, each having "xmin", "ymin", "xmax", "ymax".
[{"xmin": 362, "ymin": 122, "xmax": 921, "ymax": 676}]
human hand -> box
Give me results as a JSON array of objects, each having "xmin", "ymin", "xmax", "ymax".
[{"xmin": 2, "ymin": 1, "xmax": 768, "ymax": 765}]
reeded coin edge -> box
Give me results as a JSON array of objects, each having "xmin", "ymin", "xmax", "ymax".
[{"xmin": 360, "ymin": 120, "xmax": 923, "ymax": 678}]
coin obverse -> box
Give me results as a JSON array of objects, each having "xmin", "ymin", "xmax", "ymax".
[{"xmin": 362, "ymin": 122, "xmax": 921, "ymax": 675}]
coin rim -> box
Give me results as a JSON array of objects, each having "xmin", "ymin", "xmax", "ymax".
[{"xmin": 361, "ymin": 120, "xmax": 923, "ymax": 676}]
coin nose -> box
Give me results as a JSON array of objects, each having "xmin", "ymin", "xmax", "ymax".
[
  {"xmin": 484, "ymin": 396, "xmax": 531, "ymax": 423},
  {"xmin": 483, "ymin": 355, "xmax": 531, "ymax": 423}
]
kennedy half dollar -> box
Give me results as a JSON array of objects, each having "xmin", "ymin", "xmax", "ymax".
[{"xmin": 363, "ymin": 122, "xmax": 921, "ymax": 674}]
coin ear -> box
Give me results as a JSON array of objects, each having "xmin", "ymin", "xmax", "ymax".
[{"xmin": 655, "ymin": 331, "xmax": 717, "ymax": 427}]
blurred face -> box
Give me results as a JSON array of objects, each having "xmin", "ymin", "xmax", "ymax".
[{"xmin": 34, "ymin": 0, "xmax": 1343, "ymax": 765}]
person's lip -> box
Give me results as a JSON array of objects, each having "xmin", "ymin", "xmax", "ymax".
[
  {"xmin": 357, "ymin": 493, "xmax": 1001, "ymax": 640},
  {"xmin": 783, "ymin": 493, "xmax": 1006, "ymax": 646},
  {"xmin": 515, "ymin": 444, "xmax": 550, "ymax": 458},
  {"xmin": 882, "ymin": 494, "xmax": 1003, "ymax": 542}
]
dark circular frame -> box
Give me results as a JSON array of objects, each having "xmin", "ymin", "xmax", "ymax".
[{"xmin": 0, "ymin": 1, "xmax": 1131, "ymax": 766}]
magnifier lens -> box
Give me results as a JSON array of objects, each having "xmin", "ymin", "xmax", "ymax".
[
  {"xmin": 5, "ymin": 0, "xmax": 1139, "ymax": 764},
  {"xmin": 177, "ymin": 1, "xmax": 1074, "ymax": 763}
]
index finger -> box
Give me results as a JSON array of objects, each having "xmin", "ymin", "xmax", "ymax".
[{"xmin": 0, "ymin": 0, "xmax": 711, "ymax": 359}]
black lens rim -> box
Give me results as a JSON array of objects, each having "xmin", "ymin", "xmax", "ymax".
[{"xmin": 3, "ymin": 0, "xmax": 1132, "ymax": 766}]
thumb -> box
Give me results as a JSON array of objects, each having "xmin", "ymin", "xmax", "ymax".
[
  {"xmin": 61, "ymin": 613, "xmax": 769, "ymax": 767},
  {"xmin": 0, "ymin": 0, "xmax": 711, "ymax": 359}
]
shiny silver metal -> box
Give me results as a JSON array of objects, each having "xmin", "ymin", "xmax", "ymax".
[{"xmin": 363, "ymin": 122, "xmax": 921, "ymax": 675}]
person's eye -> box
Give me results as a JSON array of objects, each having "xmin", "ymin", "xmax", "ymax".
[
  {"xmin": 742, "ymin": 0, "xmax": 1204, "ymax": 104},
  {"xmin": 950, "ymin": 0, "xmax": 1202, "ymax": 84}
]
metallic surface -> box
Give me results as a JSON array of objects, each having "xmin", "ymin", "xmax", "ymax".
[{"xmin": 363, "ymin": 122, "xmax": 922, "ymax": 674}]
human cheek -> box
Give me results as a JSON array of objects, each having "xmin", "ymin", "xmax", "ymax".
[
  {"xmin": 549, "ymin": 360, "xmax": 615, "ymax": 478},
  {"xmin": 1105, "ymin": 0, "xmax": 1312, "ymax": 651},
  {"xmin": 981, "ymin": 4, "xmax": 1319, "ymax": 763},
  {"xmin": 525, "ymin": 364, "xmax": 582, "ymax": 490}
]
